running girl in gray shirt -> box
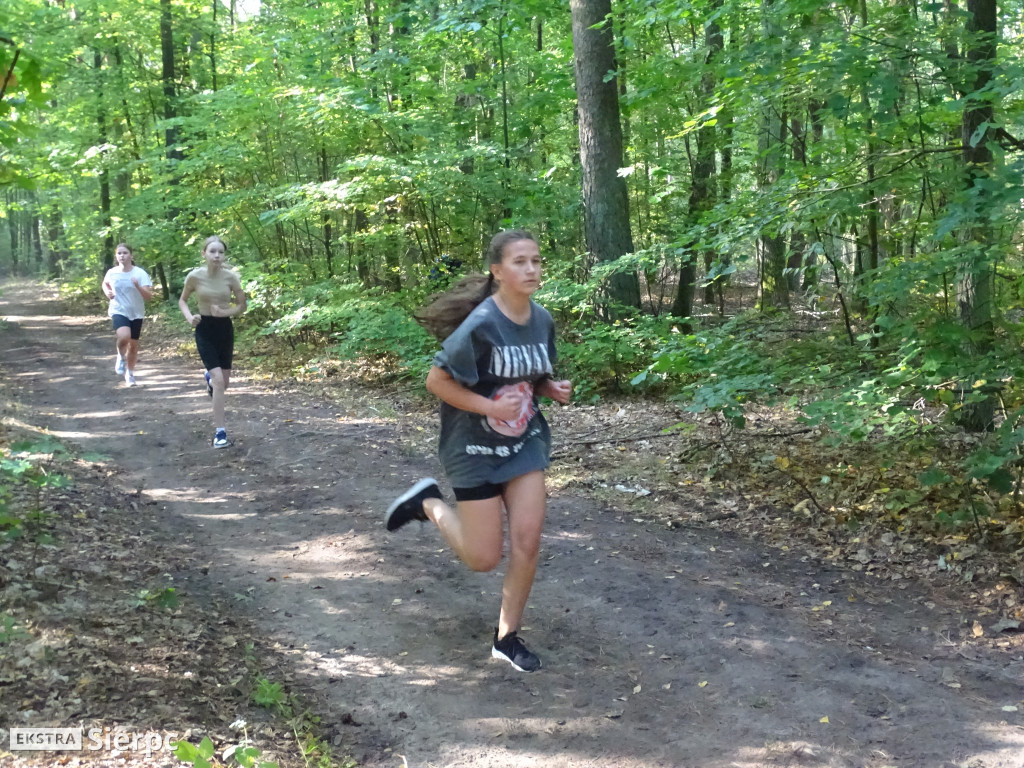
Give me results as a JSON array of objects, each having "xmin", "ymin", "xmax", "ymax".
[{"xmin": 385, "ymin": 230, "xmax": 572, "ymax": 672}]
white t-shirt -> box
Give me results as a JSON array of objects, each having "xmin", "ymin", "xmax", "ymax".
[{"xmin": 104, "ymin": 265, "xmax": 153, "ymax": 320}]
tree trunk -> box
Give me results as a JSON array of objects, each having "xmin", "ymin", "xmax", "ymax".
[
  {"xmin": 757, "ymin": 103, "xmax": 788, "ymax": 310},
  {"xmin": 955, "ymin": 0, "xmax": 998, "ymax": 431},
  {"xmin": 856, "ymin": 0, "xmax": 880, "ymax": 324},
  {"xmin": 30, "ymin": 207, "xmax": 43, "ymax": 271},
  {"xmin": 756, "ymin": 0, "xmax": 789, "ymax": 310},
  {"xmin": 160, "ymin": 0, "xmax": 182, "ymax": 165},
  {"xmin": 801, "ymin": 100, "xmax": 825, "ymax": 291},
  {"xmin": 94, "ymin": 49, "xmax": 113, "ymax": 265},
  {"xmin": 684, "ymin": 6, "xmax": 722, "ymax": 316},
  {"xmin": 787, "ymin": 116, "xmax": 807, "ymax": 292},
  {"xmin": 8, "ymin": 198, "xmax": 19, "ymax": 275},
  {"xmin": 569, "ymin": 0, "xmax": 641, "ymax": 312},
  {"xmin": 45, "ymin": 204, "xmax": 65, "ymax": 278},
  {"xmin": 155, "ymin": 262, "xmax": 172, "ymax": 302},
  {"xmin": 209, "ymin": 0, "xmax": 218, "ymax": 92},
  {"xmin": 320, "ymin": 146, "xmax": 334, "ymax": 277}
]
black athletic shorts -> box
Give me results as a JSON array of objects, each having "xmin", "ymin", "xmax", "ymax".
[
  {"xmin": 112, "ymin": 314, "xmax": 144, "ymax": 340},
  {"xmin": 194, "ymin": 316, "xmax": 234, "ymax": 371},
  {"xmin": 453, "ymin": 482, "xmax": 504, "ymax": 502}
]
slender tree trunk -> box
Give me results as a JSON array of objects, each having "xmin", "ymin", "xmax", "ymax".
[
  {"xmin": 45, "ymin": 204, "xmax": 65, "ymax": 278},
  {"xmin": 30, "ymin": 206, "xmax": 43, "ymax": 271},
  {"xmin": 569, "ymin": 0, "xmax": 640, "ymax": 312},
  {"xmin": 8, "ymin": 194, "xmax": 19, "ymax": 275},
  {"xmin": 801, "ymin": 100, "xmax": 825, "ymax": 291},
  {"xmin": 94, "ymin": 49, "xmax": 113, "ymax": 265},
  {"xmin": 320, "ymin": 145, "xmax": 334, "ymax": 277},
  {"xmin": 758, "ymin": 106, "xmax": 788, "ymax": 309},
  {"xmin": 686, "ymin": 7, "xmax": 722, "ymax": 316},
  {"xmin": 856, "ymin": 0, "xmax": 880, "ymax": 323},
  {"xmin": 155, "ymin": 262, "xmax": 171, "ymax": 302},
  {"xmin": 158, "ymin": 0, "xmax": 183, "ymax": 295},
  {"xmin": 955, "ymin": 0, "xmax": 998, "ymax": 431},
  {"xmin": 787, "ymin": 116, "xmax": 807, "ymax": 292},
  {"xmin": 756, "ymin": 0, "xmax": 789, "ymax": 310},
  {"xmin": 497, "ymin": 14, "xmax": 512, "ymax": 219},
  {"xmin": 161, "ymin": 0, "xmax": 182, "ymax": 165},
  {"xmin": 209, "ymin": 0, "xmax": 218, "ymax": 92},
  {"xmin": 716, "ymin": 55, "xmax": 736, "ymax": 315},
  {"xmin": 354, "ymin": 208, "xmax": 371, "ymax": 285}
]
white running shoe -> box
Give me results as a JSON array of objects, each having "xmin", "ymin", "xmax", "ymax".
[
  {"xmin": 125, "ymin": 371, "xmax": 137, "ymax": 387},
  {"xmin": 115, "ymin": 356, "xmax": 126, "ymax": 374}
]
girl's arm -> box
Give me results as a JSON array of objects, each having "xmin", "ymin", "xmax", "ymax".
[
  {"xmin": 425, "ymin": 366, "xmax": 523, "ymax": 422},
  {"xmin": 229, "ymin": 275, "xmax": 247, "ymax": 317},
  {"xmin": 178, "ymin": 279, "xmax": 201, "ymax": 327},
  {"xmin": 210, "ymin": 273, "xmax": 247, "ymax": 318},
  {"xmin": 101, "ymin": 274, "xmax": 115, "ymax": 300},
  {"xmin": 537, "ymin": 377, "xmax": 572, "ymax": 404},
  {"xmin": 134, "ymin": 280, "xmax": 155, "ymax": 301}
]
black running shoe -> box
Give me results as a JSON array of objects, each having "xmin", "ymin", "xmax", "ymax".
[
  {"xmin": 204, "ymin": 370, "xmax": 213, "ymax": 398},
  {"xmin": 384, "ymin": 478, "xmax": 441, "ymax": 532},
  {"xmin": 492, "ymin": 629, "xmax": 542, "ymax": 672}
]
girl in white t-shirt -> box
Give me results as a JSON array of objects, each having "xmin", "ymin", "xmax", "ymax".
[{"xmin": 101, "ymin": 243, "xmax": 154, "ymax": 387}]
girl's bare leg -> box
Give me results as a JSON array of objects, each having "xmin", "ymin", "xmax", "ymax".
[
  {"xmin": 423, "ymin": 495, "xmax": 504, "ymax": 573},
  {"xmin": 497, "ymin": 470, "xmax": 546, "ymax": 638},
  {"xmin": 209, "ymin": 367, "xmax": 231, "ymax": 427},
  {"xmin": 115, "ymin": 327, "xmax": 132, "ymax": 360},
  {"xmin": 125, "ymin": 339, "xmax": 140, "ymax": 371}
]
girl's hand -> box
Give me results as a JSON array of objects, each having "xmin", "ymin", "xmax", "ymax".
[
  {"xmin": 209, "ymin": 304, "xmax": 229, "ymax": 318},
  {"xmin": 539, "ymin": 378, "xmax": 572, "ymax": 404},
  {"xmin": 189, "ymin": 315, "xmax": 201, "ymax": 328},
  {"xmin": 489, "ymin": 390, "xmax": 525, "ymax": 422}
]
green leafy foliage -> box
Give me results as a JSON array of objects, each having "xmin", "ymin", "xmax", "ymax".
[
  {"xmin": 133, "ymin": 586, "xmax": 180, "ymax": 610},
  {"xmin": 560, "ymin": 315, "xmax": 670, "ymax": 400},
  {"xmin": 252, "ymin": 278, "xmax": 436, "ymax": 380},
  {"xmin": 252, "ymin": 677, "xmax": 287, "ymax": 712},
  {"xmin": 172, "ymin": 736, "xmax": 216, "ymax": 768},
  {"xmin": 0, "ymin": 613, "xmax": 28, "ymax": 645},
  {"xmin": 0, "ymin": 438, "xmax": 71, "ymax": 543}
]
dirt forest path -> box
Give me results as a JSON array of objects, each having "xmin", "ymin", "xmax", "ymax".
[{"xmin": 2, "ymin": 281, "xmax": 1023, "ymax": 768}]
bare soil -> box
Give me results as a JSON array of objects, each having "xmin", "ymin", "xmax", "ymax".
[{"xmin": 2, "ymin": 281, "xmax": 1023, "ymax": 768}]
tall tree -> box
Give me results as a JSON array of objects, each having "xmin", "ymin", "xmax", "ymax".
[
  {"xmin": 955, "ymin": 0, "xmax": 998, "ymax": 430},
  {"xmin": 756, "ymin": 0, "xmax": 789, "ymax": 310},
  {"xmin": 160, "ymin": 0, "xmax": 182, "ymax": 166},
  {"xmin": 674, "ymin": 2, "xmax": 722, "ymax": 319},
  {"xmin": 94, "ymin": 48, "xmax": 113, "ymax": 265},
  {"xmin": 570, "ymin": 0, "xmax": 640, "ymax": 311}
]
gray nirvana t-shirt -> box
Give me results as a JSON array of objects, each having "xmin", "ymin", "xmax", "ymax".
[{"xmin": 433, "ymin": 296, "xmax": 557, "ymax": 488}]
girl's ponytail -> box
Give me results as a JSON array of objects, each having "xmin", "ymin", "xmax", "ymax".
[
  {"xmin": 415, "ymin": 272, "xmax": 495, "ymax": 342},
  {"xmin": 414, "ymin": 230, "xmax": 535, "ymax": 342}
]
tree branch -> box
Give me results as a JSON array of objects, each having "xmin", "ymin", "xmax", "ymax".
[
  {"xmin": 995, "ymin": 128, "xmax": 1024, "ymax": 152},
  {"xmin": 0, "ymin": 48, "xmax": 20, "ymax": 104}
]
